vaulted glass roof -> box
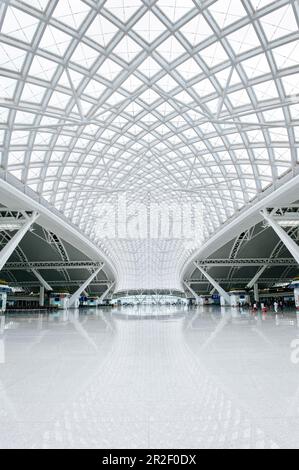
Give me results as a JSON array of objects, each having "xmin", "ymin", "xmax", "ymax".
[{"xmin": 0, "ymin": 0, "xmax": 298, "ymax": 291}]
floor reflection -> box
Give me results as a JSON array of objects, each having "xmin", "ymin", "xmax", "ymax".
[{"xmin": 1, "ymin": 305, "xmax": 299, "ymax": 448}]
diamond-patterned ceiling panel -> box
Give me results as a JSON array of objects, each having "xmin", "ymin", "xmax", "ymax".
[{"xmin": 0, "ymin": 0, "xmax": 298, "ymax": 290}]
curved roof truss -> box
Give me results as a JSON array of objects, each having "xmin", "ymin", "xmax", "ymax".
[{"xmin": 0, "ymin": 0, "xmax": 298, "ymax": 290}]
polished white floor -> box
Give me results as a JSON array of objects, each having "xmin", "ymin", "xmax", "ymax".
[{"xmin": 1, "ymin": 305, "xmax": 299, "ymax": 449}]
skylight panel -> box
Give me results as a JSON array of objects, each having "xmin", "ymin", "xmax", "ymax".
[
  {"xmin": 227, "ymin": 132, "xmax": 244, "ymax": 144},
  {"xmin": 208, "ymin": 0, "xmax": 247, "ymax": 29},
  {"xmin": 121, "ymin": 75, "xmax": 143, "ymax": 92},
  {"xmin": 0, "ymin": 77, "xmax": 17, "ymax": 100},
  {"xmin": 21, "ymin": 0, "xmax": 49, "ymax": 10},
  {"xmin": 52, "ymin": 0, "xmax": 90, "ymax": 29},
  {"xmin": 272, "ymin": 40, "xmax": 299, "ymax": 69},
  {"xmin": 15, "ymin": 110, "xmax": 35, "ymax": 124},
  {"xmin": 21, "ymin": 83, "xmax": 46, "ymax": 103},
  {"xmin": 192, "ymin": 78, "xmax": 216, "ymax": 98},
  {"xmin": 251, "ymin": 0, "xmax": 276, "ymax": 10},
  {"xmin": 106, "ymin": 91, "xmax": 124, "ymax": 105},
  {"xmin": 205, "ymin": 97, "xmax": 223, "ymax": 113},
  {"xmin": 156, "ymin": 36, "xmax": 185, "ymax": 62},
  {"xmin": 48, "ymin": 90, "xmax": 71, "ymax": 109},
  {"xmin": 176, "ymin": 58, "xmax": 202, "ymax": 81},
  {"xmin": 71, "ymin": 43, "xmax": 99, "ymax": 69},
  {"xmin": 28, "ymin": 167, "xmax": 42, "ymax": 179},
  {"xmin": 174, "ymin": 90, "xmax": 193, "ymax": 105},
  {"xmin": 83, "ymin": 79, "xmax": 106, "ymax": 98},
  {"xmin": 1, "ymin": 6, "xmax": 39, "ymax": 43},
  {"xmin": 0, "ymin": 43, "xmax": 26, "ymax": 72},
  {"xmin": 62, "ymin": 166, "xmax": 75, "ymax": 176},
  {"xmin": 269, "ymin": 127, "xmax": 288, "ymax": 141},
  {"xmin": 241, "ymin": 53, "xmax": 271, "ymax": 79},
  {"xmin": 49, "ymin": 151, "xmax": 64, "ymax": 162},
  {"xmin": 228, "ymin": 89, "xmax": 251, "ymax": 107},
  {"xmin": 157, "ymin": 0, "xmax": 195, "ymax": 22},
  {"xmin": 74, "ymin": 137, "xmax": 91, "ymax": 148},
  {"xmin": 113, "ymin": 36, "xmax": 142, "ymax": 63},
  {"xmin": 137, "ymin": 57, "xmax": 162, "ymax": 78},
  {"xmin": 96, "ymin": 58, "xmax": 122, "ymax": 80},
  {"xmin": 259, "ymin": 4, "xmax": 298, "ymax": 41},
  {"xmin": 124, "ymin": 101, "xmax": 143, "ymax": 116},
  {"xmin": 133, "ymin": 11, "xmax": 166, "ymax": 42},
  {"xmin": 180, "ymin": 14, "xmax": 213, "ymax": 46},
  {"xmin": 199, "ymin": 42, "xmax": 228, "ymax": 68},
  {"xmin": 7, "ymin": 151, "xmax": 25, "ymax": 165},
  {"xmin": 30, "ymin": 151, "xmax": 46, "ymax": 162},
  {"xmin": 10, "ymin": 131, "xmax": 29, "ymax": 145},
  {"xmin": 263, "ymin": 107, "xmax": 284, "ymax": 121},
  {"xmin": 104, "ymin": 0, "xmax": 141, "ymax": 23},
  {"xmin": 156, "ymin": 74, "xmax": 178, "ymax": 92},
  {"xmin": 214, "ymin": 66, "xmax": 241, "ymax": 87},
  {"xmin": 281, "ymin": 73, "xmax": 299, "ymax": 96},
  {"xmin": 140, "ymin": 113, "xmax": 158, "ymax": 124},
  {"xmin": 128, "ymin": 124, "xmax": 143, "ymax": 136},
  {"xmin": 34, "ymin": 131, "xmax": 52, "ymax": 145},
  {"xmin": 257, "ymin": 164, "xmax": 272, "ymax": 178},
  {"xmin": 85, "ymin": 14, "xmax": 118, "ymax": 47},
  {"xmin": 139, "ymin": 88, "xmax": 161, "ymax": 105},
  {"xmin": 226, "ymin": 24, "xmax": 260, "ymax": 54},
  {"xmin": 39, "ymin": 25, "xmax": 72, "ymax": 56},
  {"xmin": 58, "ymin": 69, "xmax": 85, "ymax": 89},
  {"xmin": 252, "ymin": 80, "xmax": 279, "ymax": 101},
  {"xmin": 28, "ymin": 56, "xmax": 58, "ymax": 81},
  {"xmin": 0, "ymin": 107, "xmax": 9, "ymax": 123},
  {"xmin": 246, "ymin": 129, "xmax": 264, "ymax": 142},
  {"xmin": 289, "ymin": 103, "xmax": 299, "ymax": 119}
]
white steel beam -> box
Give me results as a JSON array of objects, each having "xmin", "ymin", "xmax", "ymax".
[
  {"xmin": 261, "ymin": 210, "xmax": 299, "ymax": 264},
  {"xmin": 0, "ymin": 212, "xmax": 39, "ymax": 271},
  {"xmin": 32, "ymin": 269, "xmax": 53, "ymax": 291},
  {"xmin": 194, "ymin": 262, "xmax": 230, "ymax": 304},
  {"xmin": 246, "ymin": 265, "xmax": 268, "ymax": 289},
  {"xmin": 184, "ymin": 281, "xmax": 200, "ymax": 303},
  {"xmin": 69, "ymin": 266, "xmax": 103, "ymax": 307}
]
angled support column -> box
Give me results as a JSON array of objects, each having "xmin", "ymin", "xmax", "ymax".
[
  {"xmin": 246, "ymin": 265, "xmax": 267, "ymax": 289},
  {"xmin": 261, "ymin": 210, "xmax": 299, "ymax": 264},
  {"xmin": 253, "ymin": 283, "xmax": 259, "ymax": 302},
  {"xmin": 39, "ymin": 286, "xmax": 45, "ymax": 307},
  {"xmin": 99, "ymin": 281, "xmax": 115, "ymax": 302},
  {"xmin": 0, "ymin": 212, "xmax": 39, "ymax": 271},
  {"xmin": 194, "ymin": 262, "xmax": 230, "ymax": 304},
  {"xmin": 32, "ymin": 269, "xmax": 52, "ymax": 291},
  {"xmin": 184, "ymin": 281, "xmax": 200, "ymax": 303},
  {"xmin": 69, "ymin": 265, "xmax": 103, "ymax": 308}
]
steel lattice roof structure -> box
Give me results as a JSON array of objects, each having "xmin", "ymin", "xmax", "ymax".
[{"xmin": 0, "ymin": 0, "xmax": 298, "ymax": 292}]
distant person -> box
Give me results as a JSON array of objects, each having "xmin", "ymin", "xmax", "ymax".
[{"xmin": 274, "ymin": 301, "xmax": 278, "ymax": 313}]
